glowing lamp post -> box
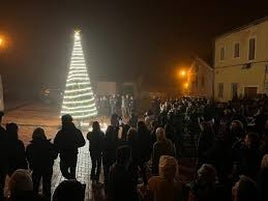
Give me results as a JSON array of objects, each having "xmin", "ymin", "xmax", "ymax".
[
  {"xmin": 180, "ymin": 70, "xmax": 186, "ymax": 77},
  {"xmin": 176, "ymin": 67, "xmax": 192, "ymax": 95},
  {"xmin": 184, "ymin": 82, "xmax": 189, "ymax": 89},
  {"xmin": 0, "ymin": 35, "xmax": 9, "ymax": 50},
  {"xmin": 0, "ymin": 36, "xmax": 5, "ymax": 48}
]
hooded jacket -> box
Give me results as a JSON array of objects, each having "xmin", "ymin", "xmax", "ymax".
[
  {"xmin": 54, "ymin": 122, "xmax": 85, "ymax": 155},
  {"xmin": 26, "ymin": 138, "xmax": 58, "ymax": 171}
]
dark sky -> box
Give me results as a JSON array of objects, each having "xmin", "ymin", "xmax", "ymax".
[{"xmin": 1, "ymin": 0, "xmax": 268, "ymax": 93}]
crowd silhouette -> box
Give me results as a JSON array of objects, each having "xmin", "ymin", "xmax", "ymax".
[{"xmin": 0, "ymin": 95, "xmax": 268, "ymax": 201}]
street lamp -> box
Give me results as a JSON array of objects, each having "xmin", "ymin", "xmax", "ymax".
[
  {"xmin": 180, "ymin": 70, "xmax": 186, "ymax": 77},
  {"xmin": 184, "ymin": 82, "xmax": 189, "ymax": 89},
  {"xmin": 0, "ymin": 37, "xmax": 3, "ymax": 47},
  {"xmin": 0, "ymin": 35, "xmax": 6, "ymax": 49}
]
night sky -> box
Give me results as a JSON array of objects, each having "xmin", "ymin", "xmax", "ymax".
[{"xmin": 1, "ymin": 0, "xmax": 268, "ymax": 95}]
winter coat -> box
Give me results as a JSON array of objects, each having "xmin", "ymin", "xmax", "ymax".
[
  {"xmin": 54, "ymin": 123, "xmax": 85, "ymax": 156},
  {"xmin": 149, "ymin": 176, "xmax": 183, "ymax": 201},
  {"xmin": 87, "ymin": 130, "xmax": 104, "ymax": 156},
  {"xmin": 103, "ymin": 126, "xmax": 119, "ymax": 165},
  {"xmin": 188, "ymin": 181, "xmax": 218, "ymax": 201},
  {"xmin": 0, "ymin": 126, "xmax": 7, "ymax": 172},
  {"xmin": 149, "ymin": 155, "xmax": 183, "ymax": 201},
  {"xmin": 258, "ymin": 168, "xmax": 268, "ymax": 201},
  {"xmin": 152, "ymin": 139, "xmax": 175, "ymax": 175},
  {"xmin": 26, "ymin": 139, "xmax": 58, "ymax": 171},
  {"xmin": 7, "ymin": 139, "xmax": 28, "ymax": 176},
  {"xmin": 136, "ymin": 128, "xmax": 152, "ymax": 163},
  {"xmin": 108, "ymin": 163, "xmax": 138, "ymax": 201},
  {"xmin": 239, "ymin": 147, "xmax": 262, "ymax": 180}
]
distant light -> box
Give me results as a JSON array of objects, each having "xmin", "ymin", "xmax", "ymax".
[
  {"xmin": 0, "ymin": 37, "xmax": 4, "ymax": 47},
  {"xmin": 180, "ymin": 70, "xmax": 186, "ymax": 77},
  {"xmin": 184, "ymin": 82, "xmax": 189, "ymax": 89},
  {"xmin": 74, "ymin": 30, "xmax": 81, "ymax": 40}
]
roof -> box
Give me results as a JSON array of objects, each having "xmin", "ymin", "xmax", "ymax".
[
  {"xmin": 192, "ymin": 56, "xmax": 213, "ymax": 70},
  {"xmin": 216, "ymin": 16, "xmax": 268, "ymax": 40}
]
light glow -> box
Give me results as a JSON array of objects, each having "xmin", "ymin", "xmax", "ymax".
[
  {"xmin": 61, "ymin": 30, "xmax": 97, "ymax": 119},
  {"xmin": 180, "ymin": 70, "xmax": 186, "ymax": 77}
]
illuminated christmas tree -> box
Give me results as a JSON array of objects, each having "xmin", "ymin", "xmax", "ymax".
[{"xmin": 61, "ymin": 30, "xmax": 97, "ymax": 119}]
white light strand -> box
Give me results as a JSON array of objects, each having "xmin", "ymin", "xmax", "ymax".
[
  {"xmin": 62, "ymin": 104, "xmax": 96, "ymax": 110},
  {"xmin": 68, "ymin": 70, "xmax": 88, "ymax": 74},
  {"xmin": 64, "ymin": 87, "xmax": 93, "ymax": 94},
  {"xmin": 61, "ymin": 30, "xmax": 97, "ymax": 119},
  {"xmin": 65, "ymin": 82, "xmax": 90, "ymax": 87},
  {"xmin": 61, "ymin": 107, "xmax": 97, "ymax": 114},
  {"xmin": 61, "ymin": 112, "xmax": 98, "ymax": 119},
  {"xmin": 63, "ymin": 97, "xmax": 95, "ymax": 105},
  {"xmin": 67, "ymin": 74, "xmax": 89, "ymax": 79},
  {"xmin": 68, "ymin": 72, "xmax": 88, "ymax": 76},
  {"xmin": 63, "ymin": 92, "xmax": 94, "ymax": 99},
  {"xmin": 66, "ymin": 77, "xmax": 90, "ymax": 82}
]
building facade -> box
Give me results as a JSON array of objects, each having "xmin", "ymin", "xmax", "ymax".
[
  {"xmin": 214, "ymin": 17, "xmax": 268, "ymax": 102},
  {"xmin": 189, "ymin": 57, "xmax": 214, "ymax": 98}
]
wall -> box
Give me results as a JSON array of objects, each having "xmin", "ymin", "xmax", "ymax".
[{"xmin": 214, "ymin": 20, "xmax": 268, "ymax": 101}]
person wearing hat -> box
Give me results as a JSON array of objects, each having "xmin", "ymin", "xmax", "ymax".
[
  {"xmin": 26, "ymin": 127, "xmax": 58, "ymax": 199},
  {"xmin": 54, "ymin": 114, "xmax": 85, "ymax": 179},
  {"xmin": 148, "ymin": 155, "xmax": 183, "ymax": 201}
]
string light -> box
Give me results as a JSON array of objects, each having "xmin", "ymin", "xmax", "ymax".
[{"xmin": 61, "ymin": 30, "xmax": 97, "ymax": 119}]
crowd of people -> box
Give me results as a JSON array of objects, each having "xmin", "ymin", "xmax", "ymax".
[
  {"xmin": 95, "ymin": 94, "xmax": 135, "ymax": 118},
  {"xmin": 1, "ymin": 94, "xmax": 268, "ymax": 201},
  {"xmin": 0, "ymin": 113, "xmax": 86, "ymax": 201}
]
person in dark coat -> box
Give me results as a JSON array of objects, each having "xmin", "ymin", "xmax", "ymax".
[
  {"xmin": 239, "ymin": 132, "xmax": 262, "ymax": 181},
  {"xmin": 197, "ymin": 121, "xmax": 215, "ymax": 169},
  {"xmin": 257, "ymin": 154, "xmax": 268, "ymax": 201},
  {"xmin": 204, "ymin": 126, "xmax": 233, "ymax": 201},
  {"xmin": 151, "ymin": 127, "xmax": 175, "ymax": 175},
  {"xmin": 188, "ymin": 164, "xmax": 220, "ymax": 201},
  {"xmin": 26, "ymin": 127, "xmax": 58, "ymax": 199},
  {"xmin": 232, "ymin": 175, "xmax": 258, "ymax": 201},
  {"xmin": 54, "ymin": 114, "xmax": 85, "ymax": 179},
  {"xmin": 0, "ymin": 111, "xmax": 7, "ymax": 200},
  {"xmin": 6, "ymin": 123, "xmax": 28, "ymax": 176},
  {"xmin": 127, "ymin": 128, "xmax": 138, "ymax": 166},
  {"xmin": 128, "ymin": 113, "xmax": 138, "ymax": 128},
  {"xmin": 108, "ymin": 145, "xmax": 138, "ymax": 201},
  {"xmin": 136, "ymin": 121, "xmax": 152, "ymax": 185},
  {"xmin": 87, "ymin": 121, "xmax": 104, "ymax": 182},
  {"xmin": 52, "ymin": 180, "xmax": 85, "ymax": 201},
  {"xmin": 103, "ymin": 125, "xmax": 119, "ymax": 191}
]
